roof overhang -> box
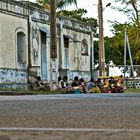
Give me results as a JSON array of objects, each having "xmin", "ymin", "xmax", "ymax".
[
  {"xmin": 64, "ymin": 35, "xmax": 81, "ymax": 43},
  {"xmin": 40, "ymin": 27, "xmax": 50, "ymax": 38}
]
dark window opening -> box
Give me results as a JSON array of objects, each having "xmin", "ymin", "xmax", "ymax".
[
  {"xmin": 17, "ymin": 32, "xmax": 26, "ymax": 64},
  {"xmin": 64, "ymin": 36, "xmax": 69, "ymax": 48},
  {"xmin": 64, "ymin": 36, "xmax": 69, "ymax": 69},
  {"xmin": 81, "ymin": 39, "xmax": 88, "ymax": 56}
]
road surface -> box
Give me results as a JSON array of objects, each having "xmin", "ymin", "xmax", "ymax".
[{"xmin": 0, "ymin": 93, "xmax": 140, "ymax": 139}]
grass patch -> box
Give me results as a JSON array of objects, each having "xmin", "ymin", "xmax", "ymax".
[
  {"xmin": 0, "ymin": 89, "xmax": 64, "ymax": 95},
  {"xmin": 125, "ymin": 88, "xmax": 140, "ymax": 93}
]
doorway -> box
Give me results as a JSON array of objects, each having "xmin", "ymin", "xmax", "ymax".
[{"xmin": 41, "ymin": 31, "xmax": 47, "ymax": 80}]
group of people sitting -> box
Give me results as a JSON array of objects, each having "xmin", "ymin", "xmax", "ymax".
[
  {"xmin": 58, "ymin": 75, "xmax": 124, "ymax": 93},
  {"xmin": 87, "ymin": 76, "xmax": 124, "ymax": 93},
  {"xmin": 33, "ymin": 75, "xmax": 124, "ymax": 93},
  {"xmin": 58, "ymin": 76, "xmax": 87, "ymax": 93}
]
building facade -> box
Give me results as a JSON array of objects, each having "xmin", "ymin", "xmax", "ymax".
[{"xmin": 0, "ymin": 0, "xmax": 93, "ymax": 89}]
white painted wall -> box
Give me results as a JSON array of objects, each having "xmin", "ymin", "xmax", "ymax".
[{"xmin": 0, "ymin": 13, "xmax": 28, "ymax": 69}]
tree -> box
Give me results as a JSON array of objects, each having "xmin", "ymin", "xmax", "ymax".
[
  {"xmin": 36, "ymin": 0, "xmax": 77, "ymax": 9},
  {"xmin": 112, "ymin": 0, "xmax": 139, "ymax": 23},
  {"xmin": 104, "ymin": 21, "xmax": 140, "ymax": 65},
  {"xmin": 103, "ymin": 0, "xmax": 140, "ymax": 65},
  {"xmin": 112, "ymin": 0, "xmax": 140, "ymax": 61},
  {"xmin": 57, "ymin": 8, "xmax": 87, "ymax": 20},
  {"xmin": 57, "ymin": 9, "xmax": 98, "ymax": 32}
]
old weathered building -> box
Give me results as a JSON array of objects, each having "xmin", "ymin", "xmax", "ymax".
[{"xmin": 0, "ymin": 0, "xmax": 93, "ymax": 89}]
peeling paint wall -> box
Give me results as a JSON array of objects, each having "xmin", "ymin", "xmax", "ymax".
[
  {"xmin": 0, "ymin": 68, "xmax": 27, "ymax": 89},
  {"xmin": 61, "ymin": 25, "xmax": 92, "ymax": 80},
  {"xmin": 26, "ymin": 3, "xmax": 92, "ymax": 83},
  {"xmin": 29, "ymin": 9, "xmax": 92, "ymax": 82},
  {"xmin": 30, "ymin": 21, "xmax": 50, "ymax": 67},
  {"xmin": 29, "ymin": 14, "xmax": 51, "ymax": 82},
  {"xmin": 0, "ymin": 0, "xmax": 93, "ymax": 89},
  {"xmin": 0, "ymin": 68, "xmax": 27, "ymax": 83},
  {"xmin": 0, "ymin": 13, "xmax": 28, "ymax": 68},
  {"xmin": 0, "ymin": 0, "xmax": 28, "ymax": 89}
]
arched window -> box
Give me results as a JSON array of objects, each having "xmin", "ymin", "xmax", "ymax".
[
  {"xmin": 17, "ymin": 32, "xmax": 26, "ymax": 64},
  {"xmin": 81, "ymin": 39, "xmax": 88, "ymax": 55}
]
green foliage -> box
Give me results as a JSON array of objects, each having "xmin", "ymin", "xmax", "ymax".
[
  {"xmin": 104, "ymin": 0, "xmax": 140, "ymax": 65},
  {"xmin": 112, "ymin": 0, "xmax": 139, "ymax": 21},
  {"xmin": 36, "ymin": 0, "xmax": 98, "ymax": 32},
  {"xmin": 57, "ymin": 9, "xmax": 98, "ymax": 29},
  {"xmin": 105, "ymin": 22, "xmax": 140, "ymax": 65},
  {"xmin": 36, "ymin": 0, "xmax": 77, "ymax": 9},
  {"xmin": 36, "ymin": 0, "xmax": 49, "ymax": 6},
  {"xmin": 57, "ymin": 8, "xmax": 87, "ymax": 20},
  {"xmin": 104, "ymin": 36, "xmax": 124, "ymax": 65}
]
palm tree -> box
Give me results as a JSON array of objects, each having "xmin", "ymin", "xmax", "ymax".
[{"xmin": 36, "ymin": 0, "xmax": 77, "ymax": 9}]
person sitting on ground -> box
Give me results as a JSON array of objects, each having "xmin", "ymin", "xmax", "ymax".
[
  {"xmin": 87, "ymin": 78, "xmax": 95, "ymax": 93},
  {"xmin": 108, "ymin": 77, "xmax": 118, "ymax": 93},
  {"xmin": 115, "ymin": 76, "xmax": 124, "ymax": 93},
  {"xmin": 97, "ymin": 78, "xmax": 103, "ymax": 92},
  {"xmin": 58, "ymin": 76, "xmax": 72, "ymax": 93},
  {"xmin": 63, "ymin": 76, "xmax": 72, "ymax": 93},
  {"xmin": 87, "ymin": 78, "xmax": 100, "ymax": 93},
  {"xmin": 63, "ymin": 76, "xmax": 68, "ymax": 87},
  {"xmin": 79, "ymin": 78, "xmax": 87, "ymax": 93},
  {"xmin": 58, "ymin": 76, "xmax": 65, "ymax": 92},
  {"xmin": 34, "ymin": 76, "xmax": 45, "ymax": 90},
  {"xmin": 101, "ymin": 78, "xmax": 110, "ymax": 93},
  {"xmin": 71, "ymin": 76, "xmax": 80, "ymax": 90},
  {"xmin": 58, "ymin": 76, "xmax": 63, "ymax": 89}
]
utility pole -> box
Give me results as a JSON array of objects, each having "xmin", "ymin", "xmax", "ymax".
[
  {"xmin": 124, "ymin": 28, "xmax": 136, "ymax": 89},
  {"xmin": 98, "ymin": 0, "xmax": 105, "ymax": 77},
  {"xmin": 50, "ymin": 0, "xmax": 58, "ymax": 90}
]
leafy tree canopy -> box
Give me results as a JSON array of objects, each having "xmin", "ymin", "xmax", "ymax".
[
  {"xmin": 112, "ymin": 0, "xmax": 139, "ymax": 23},
  {"xmin": 36, "ymin": 0, "xmax": 77, "ymax": 9},
  {"xmin": 105, "ymin": 22, "xmax": 140, "ymax": 65},
  {"xmin": 103, "ymin": 0, "xmax": 140, "ymax": 65},
  {"xmin": 57, "ymin": 9, "xmax": 98, "ymax": 29}
]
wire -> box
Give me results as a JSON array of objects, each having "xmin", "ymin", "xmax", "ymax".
[{"xmin": 77, "ymin": 4, "xmax": 96, "ymax": 8}]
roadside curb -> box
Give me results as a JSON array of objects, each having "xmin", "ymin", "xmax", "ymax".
[{"xmin": 0, "ymin": 91, "xmax": 33, "ymax": 96}]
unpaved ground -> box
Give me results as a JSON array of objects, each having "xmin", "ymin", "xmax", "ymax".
[{"xmin": 0, "ymin": 129, "xmax": 140, "ymax": 140}]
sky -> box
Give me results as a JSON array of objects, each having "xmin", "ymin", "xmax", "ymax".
[{"xmin": 28, "ymin": 0, "xmax": 129, "ymax": 37}]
